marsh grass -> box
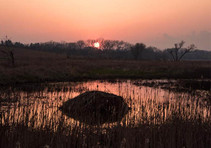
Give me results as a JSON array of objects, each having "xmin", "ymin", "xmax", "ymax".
[
  {"xmin": 0, "ymin": 80, "xmax": 211, "ymax": 148},
  {"xmin": 1, "ymin": 114, "xmax": 211, "ymax": 148}
]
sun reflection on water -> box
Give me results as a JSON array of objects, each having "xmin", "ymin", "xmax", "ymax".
[{"xmin": 0, "ymin": 80, "xmax": 210, "ymax": 131}]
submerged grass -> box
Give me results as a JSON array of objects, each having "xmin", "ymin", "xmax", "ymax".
[{"xmin": 0, "ymin": 80, "xmax": 211, "ymax": 147}]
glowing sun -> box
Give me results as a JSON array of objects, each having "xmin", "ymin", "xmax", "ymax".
[{"xmin": 94, "ymin": 42, "xmax": 100, "ymax": 48}]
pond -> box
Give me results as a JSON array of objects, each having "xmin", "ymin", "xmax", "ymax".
[
  {"xmin": 1, "ymin": 80, "xmax": 210, "ymax": 129},
  {"xmin": 0, "ymin": 80, "xmax": 211, "ymax": 148}
]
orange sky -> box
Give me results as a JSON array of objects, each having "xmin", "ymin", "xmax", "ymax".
[{"xmin": 0, "ymin": 0, "xmax": 211, "ymax": 50}]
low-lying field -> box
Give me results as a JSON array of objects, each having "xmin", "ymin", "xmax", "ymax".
[{"xmin": 0, "ymin": 48, "xmax": 210, "ymax": 85}]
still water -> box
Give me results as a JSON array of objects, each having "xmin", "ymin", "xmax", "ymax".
[{"xmin": 0, "ymin": 80, "xmax": 210, "ymax": 131}]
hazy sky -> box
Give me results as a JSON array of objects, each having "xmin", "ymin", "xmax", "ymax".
[{"xmin": 0, "ymin": 0, "xmax": 211, "ymax": 50}]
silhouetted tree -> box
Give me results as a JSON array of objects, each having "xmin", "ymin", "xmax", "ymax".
[
  {"xmin": 101, "ymin": 40, "xmax": 115, "ymax": 50},
  {"xmin": 0, "ymin": 37, "xmax": 15, "ymax": 66},
  {"xmin": 2, "ymin": 38, "xmax": 207, "ymax": 61},
  {"xmin": 166, "ymin": 41, "xmax": 196, "ymax": 61},
  {"xmin": 14, "ymin": 42, "xmax": 25, "ymax": 48},
  {"xmin": 76, "ymin": 40, "xmax": 86, "ymax": 49},
  {"xmin": 87, "ymin": 39, "xmax": 96, "ymax": 48},
  {"xmin": 131, "ymin": 43, "xmax": 146, "ymax": 60}
]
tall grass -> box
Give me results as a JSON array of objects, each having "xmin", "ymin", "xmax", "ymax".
[{"xmin": 0, "ymin": 80, "xmax": 210, "ymax": 147}]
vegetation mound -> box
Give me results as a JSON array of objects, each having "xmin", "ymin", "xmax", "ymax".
[{"xmin": 59, "ymin": 91, "xmax": 130, "ymax": 125}]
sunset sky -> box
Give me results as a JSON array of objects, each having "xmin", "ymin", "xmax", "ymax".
[{"xmin": 0, "ymin": 0, "xmax": 211, "ymax": 50}]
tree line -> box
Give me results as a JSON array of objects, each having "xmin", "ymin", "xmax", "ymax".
[{"xmin": 0, "ymin": 38, "xmax": 211, "ymax": 66}]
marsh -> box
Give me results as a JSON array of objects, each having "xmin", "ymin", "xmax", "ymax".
[{"xmin": 0, "ymin": 80, "xmax": 210, "ymax": 148}]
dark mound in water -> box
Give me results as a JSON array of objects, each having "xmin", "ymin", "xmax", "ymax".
[{"xmin": 59, "ymin": 91, "xmax": 130, "ymax": 125}]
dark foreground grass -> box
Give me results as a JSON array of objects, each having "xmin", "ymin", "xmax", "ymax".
[
  {"xmin": 0, "ymin": 48, "xmax": 210, "ymax": 85},
  {"xmin": 1, "ymin": 116, "xmax": 211, "ymax": 148}
]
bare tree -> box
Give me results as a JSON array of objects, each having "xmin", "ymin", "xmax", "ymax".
[
  {"xmin": 0, "ymin": 37, "xmax": 15, "ymax": 66},
  {"xmin": 167, "ymin": 41, "xmax": 196, "ymax": 61},
  {"xmin": 101, "ymin": 40, "xmax": 115, "ymax": 50},
  {"xmin": 76, "ymin": 40, "xmax": 86, "ymax": 49}
]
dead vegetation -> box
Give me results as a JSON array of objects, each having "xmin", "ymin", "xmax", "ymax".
[{"xmin": 0, "ymin": 48, "xmax": 210, "ymax": 85}]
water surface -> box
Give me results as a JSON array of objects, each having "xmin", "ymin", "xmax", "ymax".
[{"xmin": 0, "ymin": 80, "xmax": 210, "ymax": 131}]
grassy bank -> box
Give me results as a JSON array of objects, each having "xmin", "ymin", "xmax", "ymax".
[{"xmin": 0, "ymin": 48, "xmax": 210, "ymax": 85}]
